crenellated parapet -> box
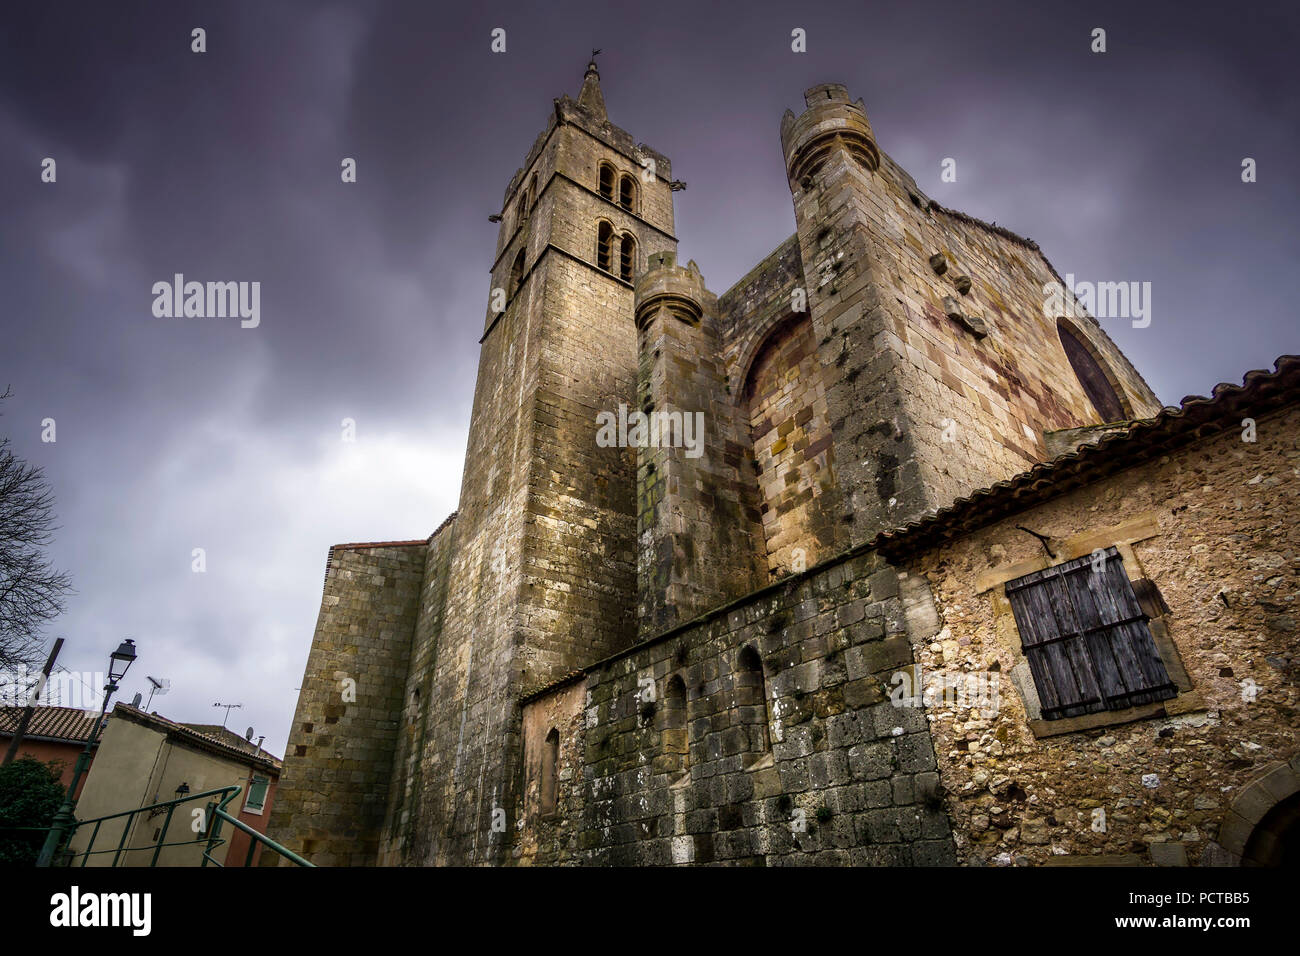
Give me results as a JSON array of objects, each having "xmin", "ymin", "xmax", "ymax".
[{"xmin": 780, "ymin": 84, "xmax": 879, "ymax": 189}]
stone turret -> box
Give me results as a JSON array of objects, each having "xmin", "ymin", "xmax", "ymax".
[
  {"xmin": 780, "ymin": 83, "xmax": 879, "ymax": 188},
  {"xmin": 634, "ymin": 253, "xmax": 765, "ymax": 636}
]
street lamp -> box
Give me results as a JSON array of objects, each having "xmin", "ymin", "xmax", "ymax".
[{"xmin": 36, "ymin": 639, "xmax": 138, "ymax": 867}]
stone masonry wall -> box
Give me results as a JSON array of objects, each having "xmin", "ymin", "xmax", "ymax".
[
  {"xmin": 746, "ymin": 314, "xmax": 840, "ymax": 578},
  {"xmin": 265, "ymin": 542, "xmax": 425, "ymax": 866},
  {"xmin": 378, "ymin": 516, "xmax": 457, "ymax": 864},
  {"xmin": 860, "ymin": 149, "xmax": 1163, "ymax": 515},
  {"xmin": 518, "ymin": 679, "xmax": 588, "ymax": 865},
  {"xmin": 904, "ymin": 403, "xmax": 1299, "ymax": 865},
  {"xmin": 538, "ymin": 547, "xmax": 957, "ymax": 865}
]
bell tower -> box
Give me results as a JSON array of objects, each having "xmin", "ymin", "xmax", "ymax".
[{"xmin": 411, "ymin": 58, "xmax": 679, "ymax": 864}]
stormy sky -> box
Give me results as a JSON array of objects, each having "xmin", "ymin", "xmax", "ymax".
[{"xmin": 1, "ymin": 0, "xmax": 1295, "ymax": 756}]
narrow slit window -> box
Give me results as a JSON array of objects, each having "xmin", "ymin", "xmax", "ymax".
[
  {"xmin": 663, "ymin": 675, "xmax": 689, "ymax": 779},
  {"xmin": 540, "ymin": 727, "xmax": 560, "ymax": 814},
  {"xmin": 736, "ymin": 645, "xmax": 770, "ymax": 756}
]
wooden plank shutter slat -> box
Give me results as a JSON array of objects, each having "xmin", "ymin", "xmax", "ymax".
[
  {"xmin": 1040, "ymin": 571, "xmax": 1105, "ymax": 716},
  {"xmin": 1006, "ymin": 548, "xmax": 1176, "ymax": 721}
]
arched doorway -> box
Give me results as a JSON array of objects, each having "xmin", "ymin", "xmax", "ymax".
[{"xmin": 1216, "ymin": 758, "xmax": 1300, "ymax": 865}]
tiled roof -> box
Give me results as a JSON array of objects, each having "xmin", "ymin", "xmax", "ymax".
[
  {"xmin": 871, "ymin": 355, "xmax": 1300, "ymax": 558},
  {"xmin": 180, "ymin": 723, "xmax": 270, "ymax": 758},
  {"xmin": 0, "ymin": 704, "xmax": 105, "ymax": 744},
  {"xmin": 519, "ymin": 669, "xmax": 587, "ymax": 704},
  {"xmin": 112, "ymin": 704, "xmax": 282, "ymax": 770}
]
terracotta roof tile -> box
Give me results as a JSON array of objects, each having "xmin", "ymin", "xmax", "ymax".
[{"xmin": 0, "ymin": 705, "xmax": 105, "ymax": 744}]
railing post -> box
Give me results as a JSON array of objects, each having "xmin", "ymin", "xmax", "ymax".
[
  {"xmin": 111, "ymin": 810, "xmax": 134, "ymax": 867},
  {"xmin": 149, "ymin": 805, "xmax": 176, "ymax": 867},
  {"xmin": 201, "ymin": 800, "xmax": 222, "ymax": 868},
  {"xmin": 80, "ymin": 820, "xmax": 103, "ymax": 867}
]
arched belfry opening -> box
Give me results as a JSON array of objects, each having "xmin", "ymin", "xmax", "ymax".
[{"xmin": 1057, "ymin": 319, "xmax": 1131, "ymax": 423}]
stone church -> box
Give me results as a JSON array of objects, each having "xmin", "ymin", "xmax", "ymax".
[{"xmin": 265, "ymin": 60, "xmax": 1300, "ymax": 866}]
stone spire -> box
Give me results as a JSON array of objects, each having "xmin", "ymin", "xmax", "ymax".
[{"xmin": 577, "ymin": 51, "xmax": 607, "ymax": 121}]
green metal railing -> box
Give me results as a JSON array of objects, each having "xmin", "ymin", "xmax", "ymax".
[{"xmin": 45, "ymin": 785, "xmax": 313, "ymax": 867}]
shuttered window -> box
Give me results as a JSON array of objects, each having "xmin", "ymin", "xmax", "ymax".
[
  {"xmin": 244, "ymin": 775, "xmax": 269, "ymax": 813},
  {"xmin": 1005, "ymin": 548, "xmax": 1176, "ymax": 720}
]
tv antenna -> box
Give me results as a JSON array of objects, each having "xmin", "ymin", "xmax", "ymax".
[
  {"xmin": 212, "ymin": 701, "xmax": 243, "ymax": 729},
  {"xmin": 145, "ymin": 676, "xmax": 170, "ymax": 710}
]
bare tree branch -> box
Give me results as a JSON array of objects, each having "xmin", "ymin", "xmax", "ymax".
[{"xmin": 0, "ymin": 388, "xmax": 72, "ymax": 672}]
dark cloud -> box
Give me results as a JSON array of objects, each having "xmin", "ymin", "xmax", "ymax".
[{"xmin": 1, "ymin": 0, "xmax": 1295, "ymax": 754}]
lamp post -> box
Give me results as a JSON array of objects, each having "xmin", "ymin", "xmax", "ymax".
[{"xmin": 36, "ymin": 638, "xmax": 137, "ymax": 867}]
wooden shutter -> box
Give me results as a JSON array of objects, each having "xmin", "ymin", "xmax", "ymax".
[
  {"xmin": 245, "ymin": 775, "xmax": 269, "ymax": 812},
  {"xmin": 1006, "ymin": 548, "xmax": 1176, "ymax": 720}
]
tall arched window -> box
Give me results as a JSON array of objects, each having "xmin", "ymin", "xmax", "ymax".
[
  {"xmin": 509, "ymin": 247, "xmax": 526, "ymax": 298},
  {"xmin": 527, "ymin": 172, "xmax": 538, "ymax": 212},
  {"xmin": 1057, "ymin": 320, "xmax": 1128, "ymax": 423},
  {"xmin": 619, "ymin": 234, "xmax": 636, "ymax": 282},
  {"xmin": 598, "ymin": 162, "xmax": 616, "ymax": 201},
  {"xmin": 540, "ymin": 727, "xmax": 560, "ymax": 814},
  {"xmin": 663, "ymin": 675, "xmax": 689, "ymax": 780},
  {"xmin": 597, "ymin": 221, "xmax": 614, "ymax": 273},
  {"xmin": 736, "ymin": 645, "xmax": 770, "ymax": 760},
  {"xmin": 618, "ymin": 174, "xmax": 636, "ymax": 212}
]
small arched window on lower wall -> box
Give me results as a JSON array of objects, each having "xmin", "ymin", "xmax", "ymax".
[
  {"xmin": 1057, "ymin": 319, "xmax": 1131, "ymax": 423},
  {"xmin": 540, "ymin": 727, "xmax": 560, "ymax": 815},
  {"xmin": 736, "ymin": 645, "xmax": 771, "ymax": 765},
  {"xmin": 662, "ymin": 675, "xmax": 689, "ymax": 782}
]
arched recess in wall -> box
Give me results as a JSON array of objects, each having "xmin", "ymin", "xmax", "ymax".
[
  {"xmin": 736, "ymin": 645, "xmax": 771, "ymax": 765},
  {"xmin": 1217, "ymin": 758, "xmax": 1300, "ymax": 865},
  {"xmin": 742, "ymin": 313, "xmax": 836, "ymax": 579},
  {"xmin": 540, "ymin": 727, "xmax": 560, "ymax": 815},
  {"xmin": 1056, "ymin": 319, "xmax": 1132, "ymax": 423},
  {"xmin": 662, "ymin": 675, "xmax": 689, "ymax": 781}
]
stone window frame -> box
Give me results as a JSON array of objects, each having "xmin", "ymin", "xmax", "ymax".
[{"xmin": 975, "ymin": 513, "xmax": 1201, "ymax": 738}]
